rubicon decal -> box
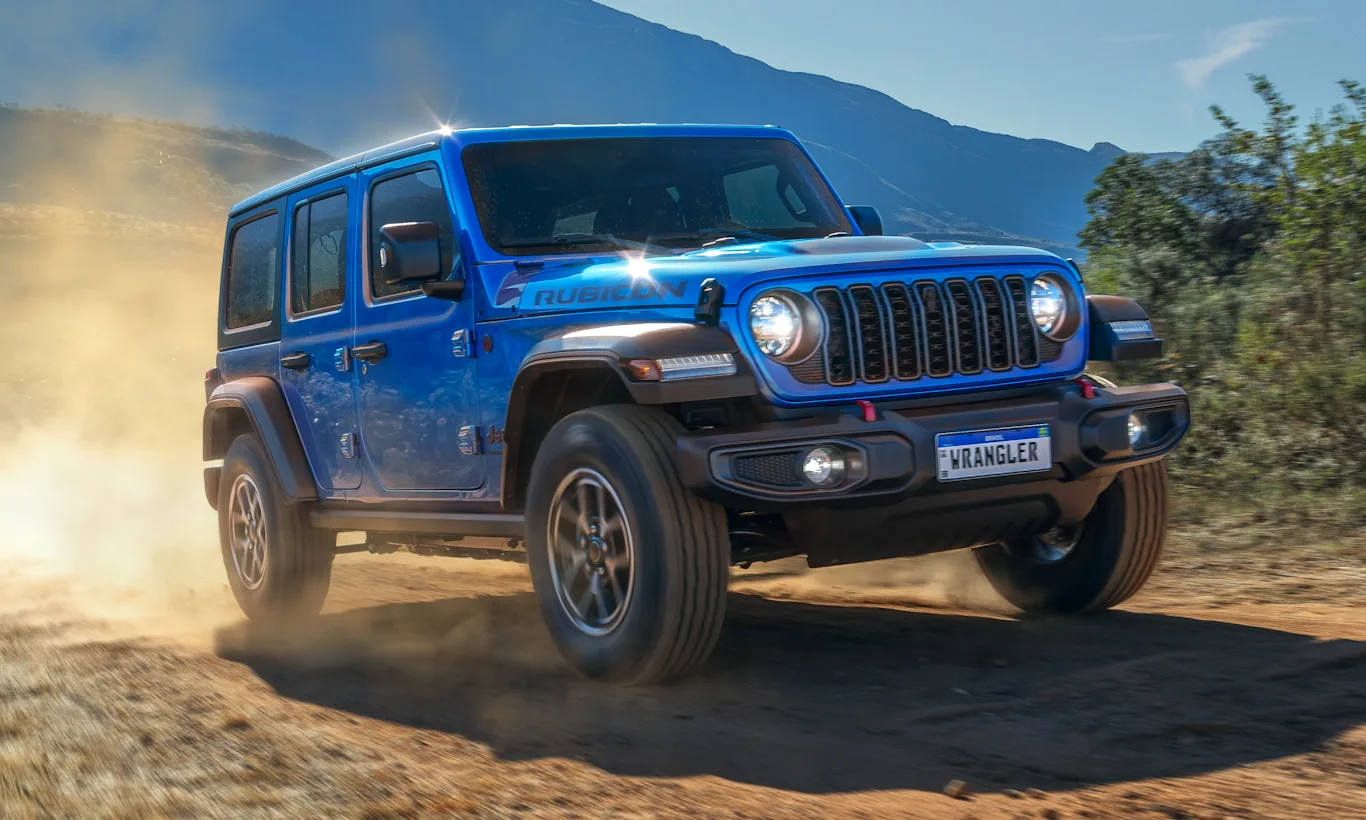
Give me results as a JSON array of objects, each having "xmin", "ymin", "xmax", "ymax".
[{"xmin": 530, "ymin": 278, "xmax": 689, "ymax": 307}]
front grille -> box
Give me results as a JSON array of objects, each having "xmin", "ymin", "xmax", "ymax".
[{"xmin": 799, "ymin": 275, "xmax": 1046, "ymax": 387}]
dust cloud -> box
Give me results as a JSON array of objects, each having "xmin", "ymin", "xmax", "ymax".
[{"xmin": 0, "ymin": 197, "xmax": 232, "ymax": 639}]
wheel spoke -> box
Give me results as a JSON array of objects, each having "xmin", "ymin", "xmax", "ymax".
[
  {"xmin": 575, "ymin": 481, "xmax": 592, "ymax": 536},
  {"xmin": 606, "ymin": 566, "xmax": 625, "ymax": 603},
  {"xmin": 568, "ymin": 549, "xmax": 588, "ymax": 579},
  {"xmin": 592, "ymin": 482, "xmax": 607, "ymax": 524},
  {"xmin": 590, "ymin": 582, "xmax": 606, "ymax": 620},
  {"xmin": 574, "ymin": 586, "xmax": 595, "ymax": 619}
]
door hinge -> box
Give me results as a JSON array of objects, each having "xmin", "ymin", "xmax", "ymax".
[
  {"xmin": 451, "ymin": 329, "xmax": 473, "ymax": 358},
  {"xmin": 458, "ymin": 425, "xmax": 481, "ymax": 455},
  {"xmin": 334, "ymin": 347, "xmax": 352, "ymax": 372},
  {"xmin": 340, "ymin": 432, "xmax": 358, "ymax": 459}
]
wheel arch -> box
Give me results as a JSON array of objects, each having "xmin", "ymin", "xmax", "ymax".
[
  {"xmin": 203, "ymin": 376, "xmax": 318, "ymax": 508},
  {"xmin": 499, "ymin": 322, "xmax": 759, "ymax": 511}
]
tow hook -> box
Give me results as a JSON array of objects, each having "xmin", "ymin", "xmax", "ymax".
[
  {"xmin": 856, "ymin": 399, "xmax": 878, "ymax": 422},
  {"xmin": 1073, "ymin": 376, "xmax": 1098, "ymax": 400}
]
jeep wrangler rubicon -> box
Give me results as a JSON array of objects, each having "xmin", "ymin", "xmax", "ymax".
[{"xmin": 204, "ymin": 124, "xmax": 1189, "ymax": 684}]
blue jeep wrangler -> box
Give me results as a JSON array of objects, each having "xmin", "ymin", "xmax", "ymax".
[{"xmin": 204, "ymin": 124, "xmax": 1188, "ymax": 683}]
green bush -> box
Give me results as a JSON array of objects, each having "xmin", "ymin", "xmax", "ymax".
[{"xmin": 1082, "ymin": 76, "xmax": 1366, "ymax": 526}]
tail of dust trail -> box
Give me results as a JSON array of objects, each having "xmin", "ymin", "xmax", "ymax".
[{"xmin": 0, "ymin": 202, "xmax": 236, "ymax": 637}]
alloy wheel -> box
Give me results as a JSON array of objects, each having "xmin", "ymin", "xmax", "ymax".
[{"xmin": 547, "ymin": 468, "xmax": 636, "ymax": 635}]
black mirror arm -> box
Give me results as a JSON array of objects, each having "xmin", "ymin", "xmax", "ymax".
[{"xmin": 421, "ymin": 280, "xmax": 466, "ymax": 301}]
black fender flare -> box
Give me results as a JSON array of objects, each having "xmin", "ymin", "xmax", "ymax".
[
  {"xmin": 1087, "ymin": 295, "xmax": 1164, "ymax": 361},
  {"xmin": 203, "ymin": 376, "xmax": 318, "ymax": 508},
  {"xmin": 500, "ymin": 322, "xmax": 758, "ymax": 510}
]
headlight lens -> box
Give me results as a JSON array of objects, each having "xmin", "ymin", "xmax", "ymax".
[
  {"xmin": 800, "ymin": 446, "xmax": 846, "ymax": 486},
  {"xmin": 750, "ymin": 294, "xmax": 801, "ymax": 357},
  {"xmin": 1128, "ymin": 412, "xmax": 1145, "ymax": 447},
  {"xmin": 1030, "ymin": 276, "xmax": 1066, "ymax": 336}
]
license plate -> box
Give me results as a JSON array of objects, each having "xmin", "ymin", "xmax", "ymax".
[{"xmin": 936, "ymin": 425, "xmax": 1052, "ymax": 482}]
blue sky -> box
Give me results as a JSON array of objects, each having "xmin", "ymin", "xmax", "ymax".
[{"xmin": 601, "ymin": 0, "xmax": 1364, "ymax": 152}]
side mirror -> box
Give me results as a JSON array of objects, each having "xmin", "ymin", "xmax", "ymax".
[
  {"xmin": 378, "ymin": 221, "xmax": 442, "ymax": 284},
  {"xmin": 847, "ymin": 206, "xmax": 883, "ymax": 237}
]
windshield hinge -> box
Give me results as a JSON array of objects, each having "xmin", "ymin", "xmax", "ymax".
[{"xmin": 695, "ymin": 278, "xmax": 724, "ymax": 325}]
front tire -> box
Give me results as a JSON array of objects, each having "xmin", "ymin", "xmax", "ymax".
[
  {"xmin": 526, "ymin": 405, "xmax": 730, "ymax": 685},
  {"xmin": 218, "ymin": 434, "xmax": 333, "ymax": 622},
  {"xmin": 974, "ymin": 460, "xmax": 1168, "ymax": 614}
]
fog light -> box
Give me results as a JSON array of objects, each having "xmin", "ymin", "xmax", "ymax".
[
  {"xmin": 800, "ymin": 446, "xmax": 846, "ymax": 487},
  {"xmin": 1128, "ymin": 413, "xmax": 1146, "ymax": 448}
]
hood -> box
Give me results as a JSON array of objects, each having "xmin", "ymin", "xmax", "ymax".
[{"xmin": 479, "ymin": 235, "xmax": 1065, "ymax": 316}]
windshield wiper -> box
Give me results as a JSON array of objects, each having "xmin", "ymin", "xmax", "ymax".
[{"xmin": 500, "ymin": 232, "xmax": 674, "ymax": 256}]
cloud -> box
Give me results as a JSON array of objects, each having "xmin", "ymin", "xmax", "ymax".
[{"xmin": 1177, "ymin": 18, "xmax": 1302, "ymax": 90}]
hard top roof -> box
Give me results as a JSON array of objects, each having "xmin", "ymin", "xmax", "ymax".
[{"xmin": 229, "ymin": 123, "xmax": 792, "ymax": 217}]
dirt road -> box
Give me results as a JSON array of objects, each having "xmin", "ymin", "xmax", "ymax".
[{"xmin": 2, "ymin": 542, "xmax": 1365, "ymax": 819}]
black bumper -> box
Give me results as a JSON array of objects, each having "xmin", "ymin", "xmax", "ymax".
[{"xmin": 677, "ymin": 380, "xmax": 1189, "ymax": 565}]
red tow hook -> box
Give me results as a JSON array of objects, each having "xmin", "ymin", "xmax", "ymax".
[
  {"xmin": 1073, "ymin": 376, "xmax": 1097, "ymax": 400},
  {"xmin": 856, "ymin": 400, "xmax": 878, "ymax": 422}
]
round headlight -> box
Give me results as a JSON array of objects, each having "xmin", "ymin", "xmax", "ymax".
[
  {"xmin": 1030, "ymin": 276, "xmax": 1066, "ymax": 336},
  {"xmin": 750, "ymin": 294, "xmax": 801, "ymax": 357}
]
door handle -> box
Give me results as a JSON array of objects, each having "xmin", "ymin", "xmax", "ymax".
[
  {"xmin": 351, "ymin": 341, "xmax": 388, "ymax": 362},
  {"xmin": 281, "ymin": 351, "xmax": 311, "ymax": 370}
]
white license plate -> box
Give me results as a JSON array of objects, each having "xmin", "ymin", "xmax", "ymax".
[{"xmin": 936, "ymin": 425, "xmax": 1052, "ymax": 482}]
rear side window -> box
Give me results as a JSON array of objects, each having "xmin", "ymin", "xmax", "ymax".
[
  {"xmin": 291, "ymin": 192, "xmax": 348, "ymax": 315},
  {"xmin": 225, "ymin": 213, "xmax": 280, "ymax": 329},
  {"xmin": 369, "ymin": 168, "xmax": 455, "ymax": 300}
]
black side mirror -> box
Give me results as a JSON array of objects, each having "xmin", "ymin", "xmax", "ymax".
[
  {"xmin": 378, "ymin": 221, "xmax": 442, "ymax": 284},
  {"xmin": 847, "ymin": 206, "xmax": 883, "ymax": 237}
]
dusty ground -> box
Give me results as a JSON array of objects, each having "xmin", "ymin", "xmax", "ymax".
[{"xmin": 2, "ymin": 535, "xmax": 1364, "ymax": 820}]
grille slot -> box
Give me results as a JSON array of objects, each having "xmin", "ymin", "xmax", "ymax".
[
  {"xmin": 788, "ymin": 356, "xmax": 827, "ymax": 383},
  {"xmin": 847, "ymin": 285, "xmax": 890, "ymax": 383},
  {"xmin": 945, "ymin": 280, "xmax": 983, "ymax": 375},
  {"xmin": 915, "ymin": 281, "xmax": 953, "ymax": 377},
  {"xmin": 785, "ymin": 273, "xmax": 1055, "ymax": 386},
  {"xmin": 976, "ymin": 277, "xmax": 1013, "ymax": 372},
  {"xmin": 881, "ymin": 283, "xmax": 921, "ymax": 380},
  {"xmin": 814, "ymin": 288, "xmax": 856, "ymax": 386},
  {"xmin": 1003, "ymin": 275, "xmax": 1040, "ymax": 367}
]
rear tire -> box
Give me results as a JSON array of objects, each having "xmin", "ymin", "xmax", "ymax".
[
  {"xmin": 218, "ymin": 434, "xmax": 333, "ymax": 622},
  {"xmin": 974, "ymin": 460, "xmax": 1168, "ymax": 614},
  {"xmin": 526, "ymin": 405, "xmax": 730, "ymax": 685}
]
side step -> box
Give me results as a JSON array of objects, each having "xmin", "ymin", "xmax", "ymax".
[{"xmin": 310, "ymin": 509, "xmax": 526, "ymax": 539}]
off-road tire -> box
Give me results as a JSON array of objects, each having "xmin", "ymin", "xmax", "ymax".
[
  {"xmin": 974, "ymin": 460, "xmax": 1168, "ymax": 615},
  {"xmin": 218, "ymin": 434, "xmax": 333, "ymax": 621},
  {"xmin": 526, "ymin": 405, "xmax": 730, "ymax": 685}
]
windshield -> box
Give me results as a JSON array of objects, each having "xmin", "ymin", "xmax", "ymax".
[{"xmin": 462, "ymin": 137, "xmax": 853, "ymax": 256}]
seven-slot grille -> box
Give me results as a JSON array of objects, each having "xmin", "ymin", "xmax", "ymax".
[{"xmin": 796, "ymin": 275, "xmax": 1046, "ymax": 387}]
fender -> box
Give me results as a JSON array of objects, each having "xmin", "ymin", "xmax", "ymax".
[
  {"xmin": 500, "ymin": 322, "xmax": 759, "ymax": 509},
  {"xmin": 1087, "ymin": 295, "xmax": 1164, "ymax": 361},
  {"xmin": 203, "ymin": 376, "xmax": 319, "ymax": 508}
]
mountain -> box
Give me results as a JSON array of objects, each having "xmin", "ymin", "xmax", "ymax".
[
  {"xmin": 0, "ymin": 105, "xmax": 331, "ymax": 224},
  {"xmin": 0, "ymin": 0, "xmax": 1119, "ymax": 248}
]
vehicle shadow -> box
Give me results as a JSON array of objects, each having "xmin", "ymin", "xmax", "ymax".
[{"xmin": 214, "ymin": 589, "xmax": 1366, "ymax": 795}]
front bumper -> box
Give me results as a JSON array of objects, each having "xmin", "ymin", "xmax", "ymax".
[{"xmin": 677, "ymin": 380, "xmax": 1188, "ymax": 565}]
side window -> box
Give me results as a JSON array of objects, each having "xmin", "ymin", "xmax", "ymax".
[
  {"xmin": 290, "ymin": 192, "xmax": 348, "ymax": 315},
  {"xmin": 225, "ymin": 213, "xmax": 280, "ymax": 329},
  {"xmin": 369, "ymin": 167, "xmax": 455, "ymax": 300}
]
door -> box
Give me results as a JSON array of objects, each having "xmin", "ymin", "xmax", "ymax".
[
  {"xmin": 279, "ymin": 179, "xmax": 362, "ymax": 490},
  {"xmin": 354, "ymin": 158, "xmax": 483, "ymax": 491}
]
